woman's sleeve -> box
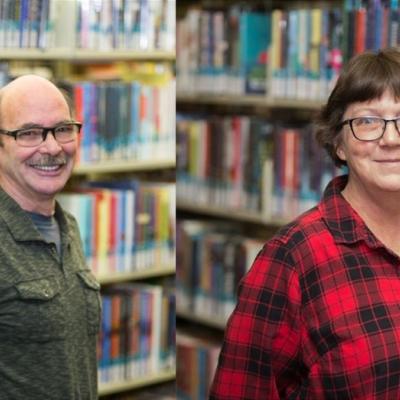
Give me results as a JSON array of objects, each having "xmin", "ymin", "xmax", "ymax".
[{"xmin": 209, "ymin": 239, "xmax": 303, "ymax": 399}]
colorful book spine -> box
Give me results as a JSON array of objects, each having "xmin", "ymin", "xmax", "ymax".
[
  {"xmin": 98, "ymin": 283, "xmax": 175, "ymax": 385},
  {"xmin": 57, "ymin": 181, "xmax": 175, "ymax": 277},
  {"xmin": 177, "ymin": 219, "xmax": 265, "ymax": 322},
  {"xmin": 177, "ymin": 114, "xmax": 340, "ymax": 220},
  {"xmin": 0, "ymin": 0, "xmax": 174, "ymax": 50},
  {"xmin": 73, "ymin": 0, "xmax": 174, "ymax": 51},
  {"xmin": 176, "ymin": 332, "xmax": 221, "ymax": 400},
  {"xmin": 67, "ymin": 72, "xmax": 175, "ymax": 166},
  {"xmin": 177, "ymin": 5, "xmax": 271, "ymax": 95}
]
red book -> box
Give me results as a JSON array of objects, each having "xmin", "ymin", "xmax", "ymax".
[
  {"xmin": 381, "ymin": 6, "xmax": 389, "ymax": 48},
  {"xmin": 108, "ymin": 192, "xmax": 118, "ymax": 273},
  {"xmin": 354, "ymin": 8, "xmax": 366, "ymax": 54},
  {"xmin": 73, "ymin": 84, "xmax": 84, "ymax": 164},
  {"xmin": 110, "ymin": 294, "xmax": 122, "ymax": 377}
]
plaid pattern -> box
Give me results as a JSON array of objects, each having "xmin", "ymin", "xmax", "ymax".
[{"xmin": 210, "ymin": 175, "xmax": 400, "ymax": 399}]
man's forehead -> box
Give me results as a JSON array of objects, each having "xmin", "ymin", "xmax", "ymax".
[{"xmin": 1, "ymin": 75, "xmax": 62, "ymax": 103}]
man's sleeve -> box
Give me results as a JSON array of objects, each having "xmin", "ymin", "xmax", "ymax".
[{"xmin": 209, "ymin": 239, "xmax": 302, "ymax": 399}]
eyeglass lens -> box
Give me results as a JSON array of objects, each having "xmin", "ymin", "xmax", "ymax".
[
  {"xmin": 16, "ymin": 124, "xmax": 80, "ymax": 147},
  {"xmin": 351, "ymin": 117, "xmax": 400, "ymax": 141}
]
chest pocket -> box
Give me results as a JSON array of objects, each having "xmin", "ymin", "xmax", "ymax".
[
  {"xmin": 76, "ymin": 270, "xmax": 101, "ymax": 335},
  {"xmin": 0, "ymin": 276, "xmax": 66, "ymax": 342}
]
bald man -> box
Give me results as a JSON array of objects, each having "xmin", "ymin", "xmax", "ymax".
[{"xmin": 0, "ymin": 75, "xmax": 100, "ymax": 399}]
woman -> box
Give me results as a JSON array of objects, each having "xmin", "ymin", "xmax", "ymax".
[{"xmin": 210, "ymin": 48, "xmax": 400, "ymax": 399}]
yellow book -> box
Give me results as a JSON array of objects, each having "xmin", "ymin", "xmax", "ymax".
[
  {"xmin": 310, "ymin": 8, "xmax": 322, "ymax": 75},
  {"xmin": 96, "ymin": 190, "xmax": 112, "ymax": 276},
  {"xmin": 270, "ymin": 9, "xmax": 282, "ymax": 72}
]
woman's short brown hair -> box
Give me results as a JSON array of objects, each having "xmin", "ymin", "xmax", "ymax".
[{"xmin": 315, "ymin": 48, "xmax": 400, "ymax": 167}]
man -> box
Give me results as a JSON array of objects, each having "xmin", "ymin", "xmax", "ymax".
[{"xmin": 0, "ymin": 75, "xmax": 100, "ymax": 399}]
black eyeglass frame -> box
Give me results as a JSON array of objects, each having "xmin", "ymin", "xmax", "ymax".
[
  {"xmin": 0, "ymin": 122, "xmax": 82, "ymax": 145},
  {"xmin": 340, "ymin": 117, "xmax": 400, "ymax": 142}
]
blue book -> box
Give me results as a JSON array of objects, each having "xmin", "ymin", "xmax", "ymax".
[
  {"xmin": 88, "ymin": 83, "xmax": 99, "ymax": 162},
  {"xmin": 19, "ymin": 0, "xmax": 29, "ymax": 48},
  {"xmin": 140, "ymin": 290, "xmax": 150, "ymax": 369},
  {"xmin": 129, "ymin": 82, "xmax": 141, "ymax": 158},
  {"xmin": 198, "ymin": 347, "xmax": 207, "ymax": 399},
  {"xmin": 100, "ymin": 295, "xmax": 112, "ymax": 383},
  {"xmin": 77, "ymin": 194, "xmax": 93, "ymax": 262},
  {"xmin": 115, "ymin": 191, "xmax": 125, "ymax": 273},
  {"xmin": 239, "ymin": 11, "xmax": 271, "ymax": 94},
  {"xmin": 389, "ymin": 0, "xmax": 400, "ymax": 46},
  {"xmin": 81, "ymin": 82, "xmax": 92, "ymax": 163},
  {"xmin": 373, "ymin": 0, "xmax": 383, "ymax": 51}
]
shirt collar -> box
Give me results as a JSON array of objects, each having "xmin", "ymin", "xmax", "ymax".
[
  {"xmin": 318, "ymin": 175, "xmax": 379, "ymax": 247},
  {"xmin": 0, "ymin": 187, "xmax": 71, "ymax": 242}
]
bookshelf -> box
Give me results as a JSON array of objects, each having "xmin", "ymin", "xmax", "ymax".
[
  {"xmin": 0, "ymin": 1, "xmax": 176, "ymax": 399},
  {"xmin": 98, "ymin": 369, "xmax": 176, "ymax": 397},
  {"xmin": 0, "ymin": 49, "xmax": 175, "ymax": 61},
  {"xmin": 176, "ymin": 0, "xmax": 400, "ymax": 398},
  {"xmin": 177, "ymin": 200, "xmax": 288, "ymax": 227},
  {"xmin": 176, "ymin": 92, "xmax": 324, "ymax": 110},
  {"xmin": 73, "ymin": 158, "xmax": 175, "ymax": 176},
  {"xmin": 176, "ymin": 307, "xmax": 226, "ymax": 331},
  {"xmin": 97, "ymin": 265, "xmax": 176, "ymax": 286}
]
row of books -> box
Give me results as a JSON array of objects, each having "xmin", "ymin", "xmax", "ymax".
[
  {"xmin": 176, "ymin": 331, "xmax": 221, "ymax": 400},
  {"xmin": 270, "ymin": 124, "xmax": 343, "ymax": 220},
  {"xmin": 269, "ymin": 0, "xmax": 400, "ymax": 100},
  {"xmin": 0, "ymin": 63, "xmax": 176, "ymax": 165},
  {"xmin": 176, "ymin": 220, "xmax": 264, "ymax": 322},
  {"xmin": 177, "ymin": 7, "xmax": 270, "ymax": 95},
  {"xmin": 177, "ymin": 115, "xmax": 272, "ymax": 214},
  {"xmin": 76, "ymin": 0, "xmax": 175, "ymax": 51},
  {"xmin": 269, "ymin": 6, "xmax": 342, "ymax": 100},
  {"xmin": 0, "ymin": 0, "xmax": 50, "ymax": 49},
  {"xmin": 177, "ymin": 1, "xmax": 400, "ymax": 99},
  {"xmin": 0, "ymin": 0, "xmax": 175, "ymax": 51},
  {"xmin": 98, "ymin": 282, "xmax": 175, "ymax": 385},
  {"xmin": 57, "ymin": 181, "xmax": 175, "ymax": 277},
  {"xmin": 342, "ymin": 0, "xmax": 400, "ymax": 61},
  {"xmin": 69, "ymin": 73, "xmax": 176, "ymax": 165},
  {"xmin": 177, "ymin": 114, "xmax": 341, "ymax": 221}
]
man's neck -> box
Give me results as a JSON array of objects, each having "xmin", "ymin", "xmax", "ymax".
[{"xmin": 0, "ymin": 181, "xmax": 55, "ymax": 216}]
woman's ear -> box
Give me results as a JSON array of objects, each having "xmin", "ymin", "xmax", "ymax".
[
  {"xmin": 336, "ymin": 147, "xmax": 346, "ymax": 162},
  {"xmin": 335, "ymin": 135, "xmax": 347, "ymax": 162}
]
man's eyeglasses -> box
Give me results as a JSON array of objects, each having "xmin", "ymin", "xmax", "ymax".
[
  {"xmin": 340, "ymin": 117, "xmax": 400, "ymax": 141},
  {"xmin": 0, "ymin": 122, "xmax": 82, "ymax": 148}
]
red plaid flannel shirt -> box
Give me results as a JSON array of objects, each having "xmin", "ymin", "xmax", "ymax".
[{"xmin": 210, "ymin": 175, "xmax": 400, "ymax": 399}]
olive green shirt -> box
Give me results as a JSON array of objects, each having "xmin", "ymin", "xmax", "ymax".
[{"xmin": 0, "ymin": 188, "xmax": 101, "ymax": 399}]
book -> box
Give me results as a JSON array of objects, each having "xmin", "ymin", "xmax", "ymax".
[
  {"xmin": 72, "ymin": 0, "xmax": 174, "ymax": 51},
  {"xmin": 176, "ymin": 331, "xmax": 222, "ymax": 400},
  {"xmin": 68, "ymin": 72, "xmax": 175, "ymax": 166},
  {"xmin": 99, "ymin": 283, "xmax": 175, "ymax": 385},
  {"xmin": 177, "ymin": 219, "xmax": 265, "ymax": 322},
  {"xmin": 62, "ymin": 180, "xmax": 175, "ymax": 275}
]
